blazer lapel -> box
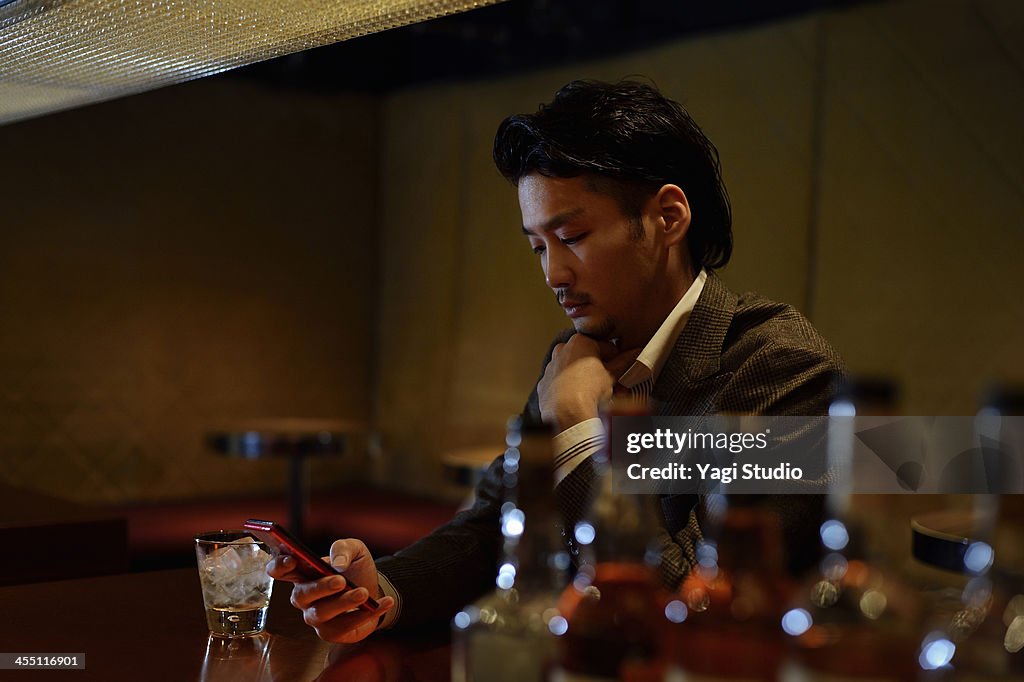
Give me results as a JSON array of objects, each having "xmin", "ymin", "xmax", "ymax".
[{"xmin": 651, "ymin": 271, "xmax": 737, "ymax": 416}]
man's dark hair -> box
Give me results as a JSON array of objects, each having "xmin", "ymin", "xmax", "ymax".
[{"xmin": 493, "ymin": 79, "xmax": 733, "ymax": 270}]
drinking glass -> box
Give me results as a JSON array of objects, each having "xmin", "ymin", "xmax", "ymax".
[{"xmin": 194, "ymin": 531, "xmax": 274, "ymax": 637}]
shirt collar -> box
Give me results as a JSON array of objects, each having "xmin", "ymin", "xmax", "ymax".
[{"xmin": 618, "ymin": 268, "xmax": 707, "ymax": 389}]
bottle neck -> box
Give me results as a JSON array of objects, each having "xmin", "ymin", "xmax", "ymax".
[
  {"xmin": 499, "ymin": 431, "xmax": 566, "ymax": 594},
  {"xmin": 583, "ymin": 469, "xmax": 662, "ymax": 572}
]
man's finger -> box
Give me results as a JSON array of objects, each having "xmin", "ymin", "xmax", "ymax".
[
  {"xmin": 594, "ymin": 340, "xmax": 620, "ymax": 361},
  {"xmin": 267, "ymin": 555, "xmax": 304, "ymax": 583},
  {"xmin": 565, "ymin": 334, "xmax": 599, "ymax": 352},
  {"xmin": 329, "ymin": 538, "xmax": 367, "ymax": 571},
  {"xmin": 312, "ymin": 598, "xmax": 395, "ymax": 644},
  {"xmin": 303, "ymin": 587, "xmax": 370, "ymax": 627},
  {"xmin": 304, "ymin": 591, "xmax": 392, "ymax": 628},
  {"xmin": 606, "ymin": 348, "xmax": 643, "ymax": 378},
  {"xmin": 290, "ymin": 574, "xmax": 349, "ymax": 610}
]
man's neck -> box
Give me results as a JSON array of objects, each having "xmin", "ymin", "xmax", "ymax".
[
  {"xmin": 618, "ymin": 270, "xmax": 696, "ymax": 350},
  {"xmin": 617, "ymin": 268, "xmax": 708, "ymax": 386}
]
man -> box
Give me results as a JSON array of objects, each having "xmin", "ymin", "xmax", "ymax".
[{"xmin": 268, "ymin": 79, "xmax": 843, "ymax": 643}]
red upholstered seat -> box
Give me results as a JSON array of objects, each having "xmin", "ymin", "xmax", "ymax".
[
  {"xmin": 106, "ymin": 488, "xmax": 458, "ymax": 570},
  {"xmin": 307, "ymin": 489, "xmax": 457, "ymax": 555}
]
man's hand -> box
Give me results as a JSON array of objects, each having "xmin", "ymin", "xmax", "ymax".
[
  {"xmin": 538, "ymin": 335, "xmax": 643, "ymax": 431},
  {"xmin": 605, "ymin": 346, "xmax": 644, "ymax": 383},
  {"xmin": 267, "ymin": 538, "xmax": 395, "ymax": 644}
]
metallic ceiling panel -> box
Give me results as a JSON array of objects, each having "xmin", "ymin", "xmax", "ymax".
[{"xmin": 0, "ymin": 0, "xmax": 501, "ymax": 125}]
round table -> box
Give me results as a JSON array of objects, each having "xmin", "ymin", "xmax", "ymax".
[{"xmin": 207, "ymin": 418, "xmax": 367, "ymax": 540}]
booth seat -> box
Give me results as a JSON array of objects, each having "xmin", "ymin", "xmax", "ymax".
[{"xmin": 107, "ymin": 488, "xmax": 459, "ymax": 571}]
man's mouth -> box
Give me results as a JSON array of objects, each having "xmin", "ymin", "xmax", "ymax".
[
  {"xmin": 557, "ymin": 291, "xmax": 592, "ymax": 318},
  {"xmin": 561, "ymin": 300, "xmax": 589, "ymax": 318}
]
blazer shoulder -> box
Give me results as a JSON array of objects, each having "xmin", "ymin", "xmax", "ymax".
[
  {"xmin": 717, "ymin": 291, "xmax": 845, "ymax": 415},
  {"xmin": 727, "ymin": 291, "xmax": 841, "ymax": 366}
]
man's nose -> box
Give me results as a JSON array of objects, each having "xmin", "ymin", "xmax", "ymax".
[{"xmin": 544, "ymin": 247, "xmax": 574, "ymax": 289}]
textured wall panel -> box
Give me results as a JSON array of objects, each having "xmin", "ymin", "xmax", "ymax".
[
  {"xmin": 0, "ymin": 79, "xmax": 379, "ymax": 503},
  {"xmin": 813, "ymin": 0, "xmax": 1024, "ymax": 413}
]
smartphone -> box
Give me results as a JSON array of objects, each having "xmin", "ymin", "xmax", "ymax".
[{"xmin": 242, "ymin": 518, "xmax": 381, "ymax": 611}]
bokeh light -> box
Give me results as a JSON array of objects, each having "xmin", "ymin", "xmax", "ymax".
[
  {"xmin": 919, "ymin": 637, "xmax": 955, "ymax": 670},
  {"xmin": 964, "ymin": 542, "xmax": 994, "ymax": 575},
  {"xmin": 782, "ymin": 608, "xmax": 813, "ymax": 636},
  {"xmin": 820, "ymin": 519, "xmax": 849, "ymax": 551},
  {"xmin": 548, "ymin": 616, "xmax": 569, "ymax": 636},
  {"xmin": 665, "ymin": 600, "xmax": 688, "ymax": 623},
  {"xmin": 574, "ymin": 522, "xmax": 596, "ymax": 545}
]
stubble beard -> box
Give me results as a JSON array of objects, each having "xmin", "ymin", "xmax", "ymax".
[
  {"xmin": 573, "ymin": 314, "xmax": 616, "ymax": 342},
  {"xmin": 557, "ymin": 289, "xmax": 617, "ymax": 341}
]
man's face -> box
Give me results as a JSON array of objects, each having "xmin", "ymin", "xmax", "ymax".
[{"xmin": 518, "ymin": 173, "xmax": 671, "ymax": 348}]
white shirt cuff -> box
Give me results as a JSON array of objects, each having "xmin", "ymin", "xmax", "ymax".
[
  {"xmin": 376, "ymin": 570, "xmax": 402, "ymax": 630},
  {"xmin": 553, "ymin": 418, "xmax": 606, "ymax": 485}
]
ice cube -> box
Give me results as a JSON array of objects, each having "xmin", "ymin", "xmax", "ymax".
[
  {"xmin": 199, "ymin": 539, "xmax": 273, "ymax": 607},
  {"xmin": 218, "ymin": 547, "xmax": 245, "ymax": 573}
]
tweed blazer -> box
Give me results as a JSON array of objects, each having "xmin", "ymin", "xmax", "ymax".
[{"xmin": 375, "ymin": 272, "xmax": 844, "ymax": 628}]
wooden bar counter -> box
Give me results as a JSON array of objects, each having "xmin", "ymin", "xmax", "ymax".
[
  {"xmin": 0, "ymin": 568, "xmax": 451, "ymax": 681},
  {"xmin": 0, "ymin": 483, "xmax": 128, "ymax": 585}
]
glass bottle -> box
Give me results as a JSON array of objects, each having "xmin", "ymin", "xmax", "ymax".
[
  {"xmin": 551, "ymin": 398, "xmax": 675, "ymax": 681},
  {"xmin": 671, "ymin": 495, "xmax": 795, "ymax": 679},
  {"xmin": 785, "ymin": 378, "xmax": 923, "ymax": 680},
  {"xmin": 910, "ymin": 385, "xmax": 1024, "ymax": 679},
  {"xmin": 451, "ymin": 417, "xmax": 569, "ymax": 682}
]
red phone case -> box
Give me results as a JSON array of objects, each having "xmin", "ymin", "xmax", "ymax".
[{"xmin": 243, "ymin": 519, "xmax": 380, "ymax": 611}]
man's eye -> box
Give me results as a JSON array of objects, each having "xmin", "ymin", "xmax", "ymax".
[
  {"xmin": 531, "ymin": 244, "xmax": 546, "ymax": 255},
  {"xmin": 561, "ymin": 233, "xmax": 587, "ymax": 246}
]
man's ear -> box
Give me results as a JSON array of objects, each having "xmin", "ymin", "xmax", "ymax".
[{"xmin": 653, "ymin": 184, "xmax": 690, "ymax": 247}]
